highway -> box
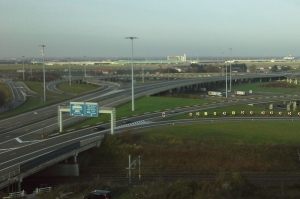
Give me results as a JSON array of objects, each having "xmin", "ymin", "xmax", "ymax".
[
  {"xmin": 0, "ymin": 73, "xmax": 288, "ymax": 188},
  {"xmin": 0, "ymin": 81, "xmax": 31, "ymax": 114}
]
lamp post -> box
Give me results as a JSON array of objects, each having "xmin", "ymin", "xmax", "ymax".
[
  {"xmin": 68, "ymin": 58, "xmax": 71, "ymax": 86},
  {"xmin": 22, "ymin": 56, "xmax": 25, "ymax": 80},
  {"xmin": 143, "ymin": 57, "xmax": 146, "ymax": 84},
  {"xmin": 221, "ymin": 52, "xmax": 224, "ymax": 76},
  {"xmin": 84, "ymin": 55, "xmax": 86, "ymax": 77},
  {"xmin": 125, "ymin": 37, "xmax": 138, "ymax": 111},
  {"xmin": 39, "ymin": 45, "xmax": 46, "ymax": 102},
  {"xmin": 229, "ymin": 48, "xmax": 232, "ymax": 91},
  {"xmin": 225, "ymin": 62, "xmax": 228, "ymax": 98}
]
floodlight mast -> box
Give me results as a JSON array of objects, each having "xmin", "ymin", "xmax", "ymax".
[
  {"xmin": 39, "ymin": 45, "xmax": 46, "ymax": 102},
  {"xmin": 125, "ymin": 37, "xmax": 138, "ymax": 111}
]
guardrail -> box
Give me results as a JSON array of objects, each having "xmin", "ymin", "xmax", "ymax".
[
  {"xmin": 0, "ymin": 169, "xmax": 20, "ymax": 182},
  {"xmin": 3, "ymin": 190, "xmax": 26, "ymax": 199},
  {"xmin": 34, "ymin": 187, "xmax": 52, "ymax": 194}
]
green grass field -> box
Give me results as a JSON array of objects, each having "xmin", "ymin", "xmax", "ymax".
[
  {"xmin": 68, "ymin": 96, "xmax": 215, "ymax": 129},
  {"xmin": 57, "ymin": 82, "xmax": 100, "ymax": 94},
  {"xmin": 0, "ymin": 96, "xmax": 66, "ymax": 120},
  {"xmin": 23, "ymin": 81, "xmax": 65, "ymax": 97},
  {"xmin": 137, "ymin": 121, "xmax": 300, "ymax": 146}
]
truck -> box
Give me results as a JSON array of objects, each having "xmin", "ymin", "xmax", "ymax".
[
  {"xmin": 235, "ymin": 91, "xmax": 246, "ymax": 96},
  {"xmin": 208, "ymin": 91, "xmax": 222, "ymax": 97}
]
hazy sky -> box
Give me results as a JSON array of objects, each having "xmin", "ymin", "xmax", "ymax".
[{"xmin": 1, "ymin": 0, "xmax": 299, "ymax": 59}]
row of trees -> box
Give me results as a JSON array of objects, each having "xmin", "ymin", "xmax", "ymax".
[
  {"xmin": 249, "ymin": 64, "xmax": 298, "ymax": 73},
  {"xmin": 188, "ymin": 63, "xmax": 247, "ymax": 73}
]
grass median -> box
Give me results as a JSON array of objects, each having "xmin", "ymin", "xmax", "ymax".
[{"xmin": 57, "ymin": 82, "xmax": 101, "ymax": 94}]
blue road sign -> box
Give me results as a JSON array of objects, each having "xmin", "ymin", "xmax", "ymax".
[
  {"xmin": 85, "ymin": 102, "xmax": 98, "ymax": 117},
  {"xmin": 70, "ymin": 102, "xmax": 85, "ymax": 116}
]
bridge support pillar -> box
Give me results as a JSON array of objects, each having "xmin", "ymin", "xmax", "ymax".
[
  {"xmin": 96, "ymin": 140, "xmax": 102, "ymax": 147},
  {"xmin": 248, "ymin": 79, "xmax": 251, "ymax": 83},
  {"xmin": 260, "ymin": 78, "xmax": 262, "ymax": 82},
  {"xmin": 269, "ymin": 103, "xmax": 273, "ymax": 110},
  {"xmin": 287, "ymin": 102, "xmax": 291, "ymax": 111},
  {"xmin": 39, "ymin": 164, "xmax": 79, "ymax": 176},
  {"xmin": 18, "ymin": 177, "xmax": 22, "ymax": 192},
  {"xmin": 293, "ymin": 101, "xmax": 297, "ymax": 111},
  {"xmin": 74, "ymin": 151, "xmax": 78, "ymax": 163},
  {"xmin": 269, "ymin": 78, "xmax": 272, "ymax": 82}
]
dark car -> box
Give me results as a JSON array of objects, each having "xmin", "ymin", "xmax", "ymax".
[
  {"xmin": 94, "ymin": 126, "xmax": 105, "ymax": 131},
  {"xmin": 122, "ymin": 120, "xmax": 133, "ymax": 124},
  {"xmin": 83, "ymin": 190, "xmax": 112, "ymax": 199},
  {"xmin": 171, "ymin": 109, "xmax": 180, "ymax": 113}
]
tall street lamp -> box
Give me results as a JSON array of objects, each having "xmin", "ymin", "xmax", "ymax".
[
  {"xmin": 39, "ymin": 45, "xmax": 46, "ymax": 102},
  {"xmin": 22, "ymin": 56, "xmax": 25, "ymax": 80},
  {"xmin": 84, "ymin": 55, "xmax": 87, "ymax": 77},
  {"xmin": 68, "ymin": 58, "xmax": 72, "ymax": 86},
  {"xmin": 229, "ymin": 48, "xmax": 232, "ymax": 91},
  {"xmin": 225, "ymin": 63, "xmax": 228, "ymax": 98},
  {"xmin": 125, "ymin": 37, "xmax": 138, "ymax": 111},
  {"xmin": 221, "ymin": 52, "xmax": 224, "ymax": 76}
]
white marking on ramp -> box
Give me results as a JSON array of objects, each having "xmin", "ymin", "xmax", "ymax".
[{"xmin": 15, "ymin": 137, "xmax": 23, "ymax": 143}]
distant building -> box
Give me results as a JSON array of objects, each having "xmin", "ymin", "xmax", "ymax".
[
  {"xmin": 167, "ymin": 54, "xmax": 186, "ymax": 61},
  {"xmin": 283, "ymin": 55, "xmax": 295, "ymax": 61}
]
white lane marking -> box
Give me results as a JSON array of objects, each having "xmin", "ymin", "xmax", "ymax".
[
  {"xmin": 15, "ymin": 137, "xmax": 22, "ymax": 143},
  {"xmin": 0, "ymin": 130, "xmax": 104, "ymax": 169},
  {"xmin": 115, "ymin": 120, "xmax": 147, "ymax": 129},
  {"xmin": 0, "ymin": 85, "xmax": 113, "ymax": 123}
]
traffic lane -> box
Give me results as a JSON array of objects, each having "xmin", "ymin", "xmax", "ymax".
[
  {"xmin": 114, "ymin": 117, "xmax": 300, "ymax": 134},
  {"xmin": 0, "ymin": 85, "xmax": 116, "ymax": 130},
  {"xmin": 0, "ymin": 130, "xmax": 105, "ymax": 177},
  {"xmin": 0, "ymin": 90, "xmax": 131, "ymax": 142}
]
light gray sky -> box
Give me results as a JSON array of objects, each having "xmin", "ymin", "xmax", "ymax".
[{"xmin": 1, "ymin": 0, "xmax": 299, "ymax": 59}]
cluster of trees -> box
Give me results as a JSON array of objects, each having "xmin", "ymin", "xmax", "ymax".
[{"xmin": 270, "ymin": 65, "xmax": 293, "ymax": 72}]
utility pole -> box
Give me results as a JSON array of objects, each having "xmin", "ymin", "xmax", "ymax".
[{"xmin": 127, "ymin": 155, "xmax": 142, "ymax": 186}]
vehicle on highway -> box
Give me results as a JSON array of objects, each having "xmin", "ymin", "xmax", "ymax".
[
  {"xmin": 208, "ymin": 91, "xmax": 222, "ymax": 97},
  {"xmin": 83, "ymin": 190, "xmax": 112, "ymax": 199},
  {"xmin": 122, "ymin": 120, "xmax": 133, "ymax": 124},
  {"xmin": 235, "ymin": 91, "xmax": 247, "ymax": 96},
  {"xmin": 171, "ymin": 109, "xmax": 180, "ymax": 113},
  {"xmin": 94, "ymin": 126, "xmax": 105, "ymax": 131}
]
